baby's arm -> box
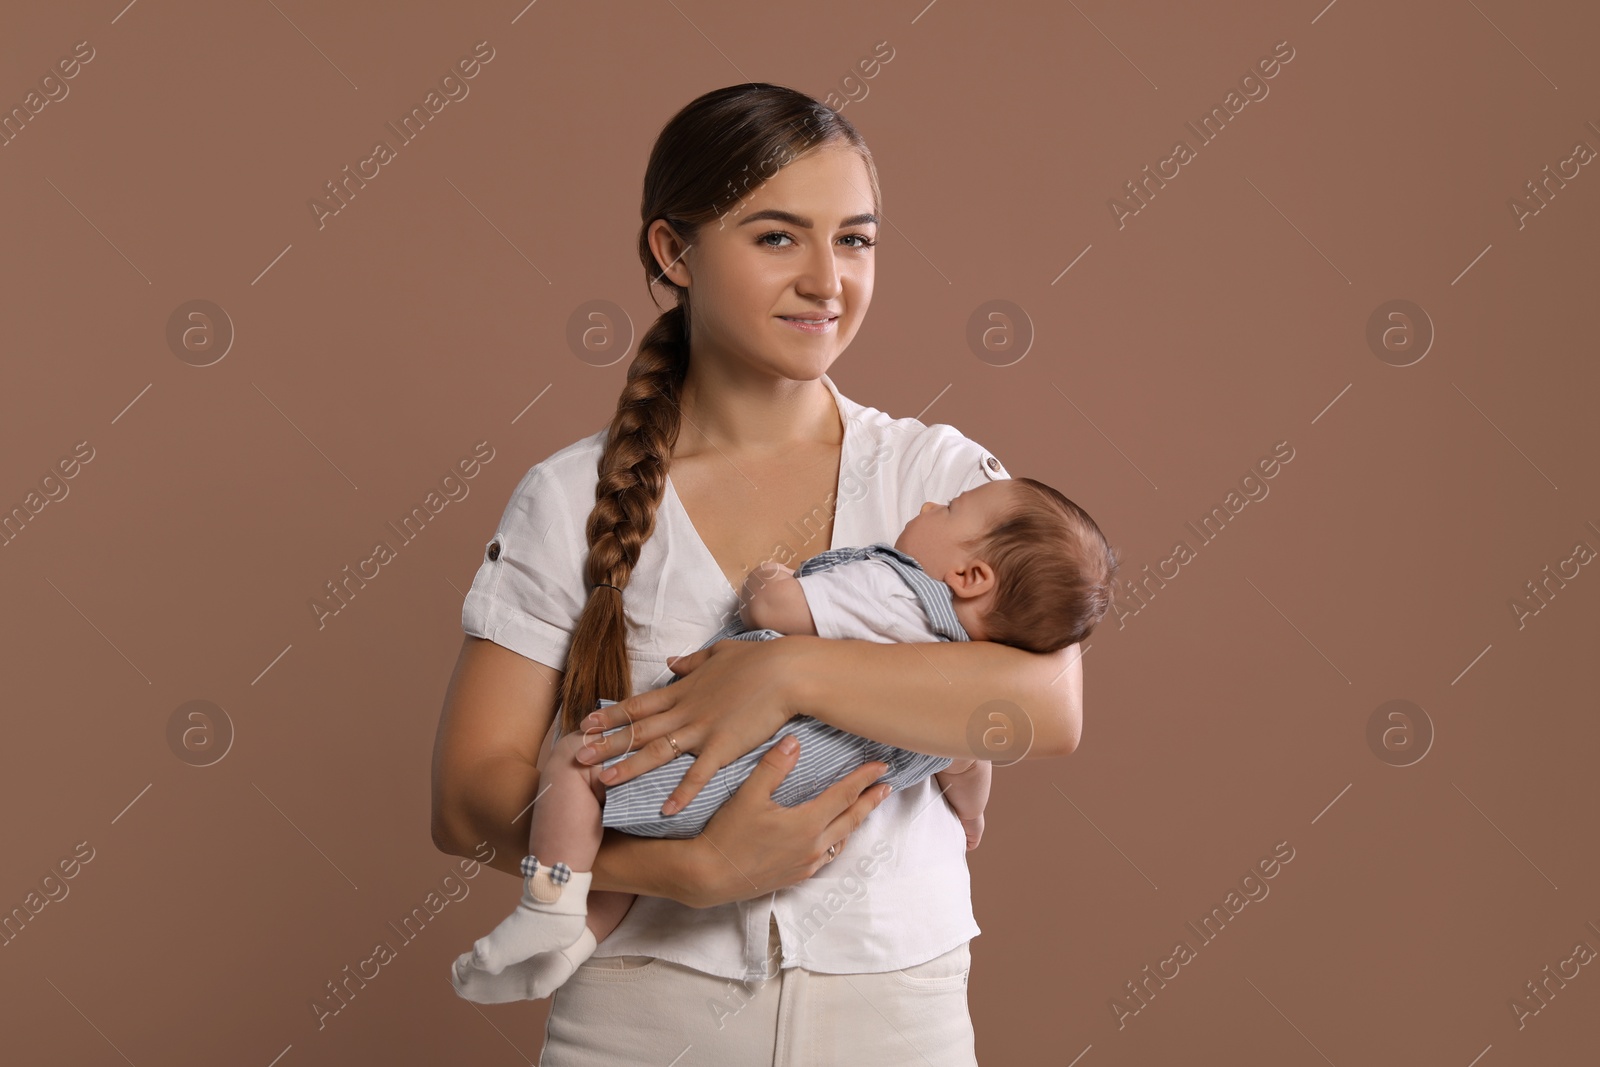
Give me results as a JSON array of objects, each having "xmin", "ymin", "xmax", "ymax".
[
  {"xmin": 739, "ymin": 561, "xmax": 818, "ymax": 635},
  {"xmin": 934, "ymin": 758, "xmax": 992, "ymax": 851}
]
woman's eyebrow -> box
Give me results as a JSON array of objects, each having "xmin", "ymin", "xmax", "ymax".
[{"xmin": 737, "ymin": 209, "xmax": 879, "ymax": 229}]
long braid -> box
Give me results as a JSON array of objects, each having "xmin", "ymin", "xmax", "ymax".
[{"xmin": 556, "ymin": 305, "xmax": 688, "ymax": 734}]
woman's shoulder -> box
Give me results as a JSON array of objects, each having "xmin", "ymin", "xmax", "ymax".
[
  {"xmin": 505, "ymin": 427, "xmax": 608, "ymax": 494},
  {"xmin": 485, "ymin": 427, "xmax": 609, "ymax": 537},
  {"xmin": 840, "ymin": 386, "xmax": 1011, "ymax": 501}
]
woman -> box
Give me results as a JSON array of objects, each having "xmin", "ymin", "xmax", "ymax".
[{"xmin": 431, "ymin": 83, "xmax": 1084, "ymax": 1066}]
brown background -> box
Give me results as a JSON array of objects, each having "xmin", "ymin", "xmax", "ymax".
[{"xmin": 2, "ymin": 1, "xmax": 1596, "ymax": 1064}]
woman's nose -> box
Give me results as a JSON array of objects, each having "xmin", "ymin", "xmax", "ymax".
[{"xmin": 797, "ymin": 245, "xmax": 844, "ymax": 300}]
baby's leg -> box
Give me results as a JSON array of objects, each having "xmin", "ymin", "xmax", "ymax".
[
  {"xmin": 586, "ymin": 886, "xmax": 636, "ymax": 943},
  {"xmin": 453, "ymin": 729, "xmax": 636, "ymax": 1003},
  {"xmin": 526, "ymin": 727, "xmax": 607, "ymax": 870},
  {"xmin": 466, "ymin": 730, "xmax": 608, "ymax": 974},
  {"xmin": 530, "ymin": 730, "xmax": 638, "ymax": 943}
]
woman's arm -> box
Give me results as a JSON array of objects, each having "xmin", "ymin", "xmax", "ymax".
[
  {"xmin": 430, "ymin": 636, "xmax": 703, "ymax": 892},
  {"xmin": 576, "ymin": 635, "xmax": 1083, "ymax": 815},
  {"xmin": 786, "ymin": 635, "xmax": 1084, "ymax": 759},
  {"xmin": 432, "ymin": 635, "xmax": 892, "ymax": 905}
]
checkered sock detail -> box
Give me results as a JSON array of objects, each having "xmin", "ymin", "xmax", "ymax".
[{"xmin": 520, "ymin": 856, "xmax": 574, "ymax": 884}]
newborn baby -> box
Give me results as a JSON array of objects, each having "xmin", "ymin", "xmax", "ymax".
[{"xmin": 451, "ymin": 475, "xmax": 1118, "ymax": 1004}]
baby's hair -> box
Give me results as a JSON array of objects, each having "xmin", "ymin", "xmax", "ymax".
[
  {"xmin": 959, "ymin": 479, "xmax": 1119, "ymax": 652},
  {"xmin": 555, "ymin": 83, "xmax": 879, "ymax": 734}
]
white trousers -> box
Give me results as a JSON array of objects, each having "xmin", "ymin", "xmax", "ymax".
[{"xmin": 538, "ymin": 915, "xmax": 977, "ymax": 1066}]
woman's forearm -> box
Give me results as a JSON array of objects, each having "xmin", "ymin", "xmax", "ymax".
[
  {"xmin": 441, "ymin": 757, "xmax": 706, "ymax": 902},
  {"xmin": 784, "ymin": 635, "xmax": 1083, "ymax": 759},
  {"xmin": 590, "ymin": 829, "xmax": 703, "ymax": 904},
  {"xmin": 435, "ymin": 755, "xmax": 541, "ymax": 879}
]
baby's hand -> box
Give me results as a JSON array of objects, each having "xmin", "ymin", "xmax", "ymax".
[
  {"xmin": 959, "ymin": 813, "xmax": 984, "ymax": 851},
  {"xmin": 739, "ymin": 560, "xmax": 817, "ymax": 636},
  {"xmin": 740, "ymin": 561, "xmax": 794, "ymax": 611},
  {"xmin": 739, "ymin": 560, "xmax": 786, "ymax": 598}
]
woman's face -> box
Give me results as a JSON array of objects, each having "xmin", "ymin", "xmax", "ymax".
[{"xmin": 651, "ymin": 141, "xmax": 878, "ymax": 383}]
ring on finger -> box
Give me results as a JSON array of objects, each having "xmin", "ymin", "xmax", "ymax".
[
  {"xmin": 826, "ymin": 843, "xmax": 838, "ymax": 860},
  {"xmin": 666, "ymin": 734, "xmax": 681, "ymax": 756}
]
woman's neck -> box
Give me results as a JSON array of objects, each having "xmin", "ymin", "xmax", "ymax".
[{"xmin": 674, "ymin": 359, "xmax": 842, "ymax": 459}]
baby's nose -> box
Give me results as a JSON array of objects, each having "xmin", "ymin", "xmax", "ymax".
[{"xmin": 919, "ymin": 500, "xmax": 937, "ymax": 515}]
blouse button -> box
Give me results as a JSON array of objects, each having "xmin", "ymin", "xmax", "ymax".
[
  {"xmin": 486, "ymin": 540, "xmax": 501, "ymax": 562},
  {"xmin": 985, "ymin": 456, "xmax": 1000, "ymax": 472}
]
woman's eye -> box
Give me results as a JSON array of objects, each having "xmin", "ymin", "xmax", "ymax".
[{"xmin": 758, "ymin": 232, "xmax": 878, "ymax": 249}]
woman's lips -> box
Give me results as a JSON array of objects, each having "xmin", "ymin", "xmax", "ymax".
[{"xmin": 778, "ymin": 315, "xmax": 837, "ymax": 334}]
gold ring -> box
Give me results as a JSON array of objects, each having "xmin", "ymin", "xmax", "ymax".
[
  {"xmin": 826, "ymin": 843, "xmax": 838, "ymax": 860},
  {"xmin": 666, "ymin": 734, "xmax": 681, "ymax": 756}
]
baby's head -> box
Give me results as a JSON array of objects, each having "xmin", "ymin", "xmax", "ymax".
[{"xmin": 895, "ymin": 478, "xmax": 1119, "ymax": 652}]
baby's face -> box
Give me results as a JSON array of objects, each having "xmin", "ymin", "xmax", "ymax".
[{"xmin": 894, "ymin": 480, "xmax": 1016, "ymax": 583}]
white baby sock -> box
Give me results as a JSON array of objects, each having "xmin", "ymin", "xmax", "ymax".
[
  {"xmin": 467, "ymin": 857, "xmax": 593, "ymax": 976},
  {"xmin": 452, "ymin": 926, "xmax": 599, "ymax": 1004}
]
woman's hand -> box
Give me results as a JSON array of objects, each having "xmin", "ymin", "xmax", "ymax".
[
  {"xmin": 574, "ymin": 637, "xmax": 801, "ymax": 816},
  {"xmin": 679, "ymin": 734, "xmax": 894, "ymax": 907}
]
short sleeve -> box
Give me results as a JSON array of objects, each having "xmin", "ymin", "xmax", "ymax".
[
  {"xmin": 902, "ymin": 422, "xmax": 1013, "ymax": 518},
  {"xmin": 955, "ymin": 443, "xmax": 1011, "ymax": 495},
  {"xmin": 461, "ymin": 463, "xmax": 588, "ymax": 671},
  {"xmin": 795, "ymin": 561, "xmax": 935, "ymax": 644}
]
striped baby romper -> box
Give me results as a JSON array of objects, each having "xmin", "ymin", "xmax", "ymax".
[{"xmin": 587, "ymin": 542, "xmax": 970, "ymax": 837}]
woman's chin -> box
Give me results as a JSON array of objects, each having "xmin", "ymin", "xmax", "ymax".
[{"xmin": 749, "ymin": 348, "xmax": 840, "ymax": 383}]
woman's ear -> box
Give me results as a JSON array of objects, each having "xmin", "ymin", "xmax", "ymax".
[{"xmin": 647, "ymin": 219, "xmax": 692, "ymax": 288}]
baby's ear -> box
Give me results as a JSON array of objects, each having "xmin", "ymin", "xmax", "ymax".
[{"xmin": 950, "ymin": 560, "xmax": 997, "ymax": 598}]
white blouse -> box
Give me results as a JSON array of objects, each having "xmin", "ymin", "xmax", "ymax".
[{"xmin": 461, "ymin": 372, "xmax": 1013, "ymax": 982}]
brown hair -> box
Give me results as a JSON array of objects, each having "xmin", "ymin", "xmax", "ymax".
[
  {"xmin": 555, "ymin": 84, "xmax": 882, "ymax": 734},
  {"xmin": 959, "ymin": 479, "xmax": 1120, "ymax": 653}
]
